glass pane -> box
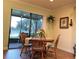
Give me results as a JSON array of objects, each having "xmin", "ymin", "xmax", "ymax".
[
  {"xmin": 31, "ymin": 14, "xmax": 43, "ymax": 37},
  {"xmin": 37, "ymin": 19, "xmax": 42, "ymax": 30},
  {"xmin": 10, "ymin": 16, "xmax": 21, "ymax": 39},
  {"xmin": 21, "ymin": 18, "xmax": 30, "ymax": 36},
  {"xmin": 31, "ymin": 19, "xmax": 36, "ymax": 36}
]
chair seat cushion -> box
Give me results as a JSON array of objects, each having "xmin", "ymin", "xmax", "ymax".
[
  {"xmin": 24, "ymin": 43, "xmax": 32, "ymax": 46},
  {"xmin": 48, "ymin": 45, "xmax": 54, "ymax": 48},
  {"xmin": 46, "ymin": 42, "xmax": 54, "ymax": 48}
]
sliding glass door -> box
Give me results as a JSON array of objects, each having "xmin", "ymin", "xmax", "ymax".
[{"xmin": 9, "ymin": 9, "xmax": 43, "ymax": 49}]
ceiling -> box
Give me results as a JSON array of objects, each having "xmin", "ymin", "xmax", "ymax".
[{"xmin": 18, "ymin": 0, "xmax": 75, "ymax": 10}]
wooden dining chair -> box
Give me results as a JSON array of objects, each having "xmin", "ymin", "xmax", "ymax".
[
  {"xmin": 31, "ymin": 39, "xmax": 45, "ymax": 59},
  {"xmin": 47, "ymin": 34, "xmax": 60, "ymax": 59},
  {"xmin": 19, "ymin": 32, "xmax": 31, "ymax": 56}
]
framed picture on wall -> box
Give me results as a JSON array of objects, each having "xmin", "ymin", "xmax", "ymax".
[{"xmin": 60, "ymin": 17, "xmax": 69, "ymax": 29}]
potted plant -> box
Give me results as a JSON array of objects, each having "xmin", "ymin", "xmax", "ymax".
[
  {"xmin": 47, "ymin": 15, "xmax": 55, "ymax": 23},
  {"xmin": 36, "ymin": 29, "xmax": 46, "ymax": 38}
]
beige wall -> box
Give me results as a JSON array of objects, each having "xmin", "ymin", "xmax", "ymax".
[
  {"xmin": 3, "ymin": 0, "xmax": 52, "ymax": 50},
  {"xmin": 50, "ymin": 3, "xmax": 76, "ymax": 53}
]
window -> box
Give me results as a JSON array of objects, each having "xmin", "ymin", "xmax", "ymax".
[{"xmin": 9, "ymin": 9, "xmax": 43, "ymax": 39}]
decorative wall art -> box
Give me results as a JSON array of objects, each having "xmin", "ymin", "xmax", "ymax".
[{"xmin": 60, "ymin": 17, "xmax": 69, "ymax": 29}]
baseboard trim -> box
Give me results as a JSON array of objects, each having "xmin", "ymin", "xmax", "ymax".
[{"xmin": 58, "ymin": 47, "xmax": 74, "ymax": 54}]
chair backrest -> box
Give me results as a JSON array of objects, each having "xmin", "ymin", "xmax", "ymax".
[
  {"xmin": 19, "ymin": 32, "xmax": 27, "ymax": 44},
  {"xmin": 31, "ymin": 40, "xmax": 44, "ymax": 48},
  {"xmin": 54, "ymin": 34, "xmax": 60, "ymax": 48}
]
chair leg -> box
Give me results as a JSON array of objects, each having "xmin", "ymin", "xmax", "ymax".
[
  {"xmin": 54, "ymin": 52, "xmax": 57, "ymax": 59},
  {"xmin": 31, "ymin": 51, "xmax": 34, "ymax": 59},
  {"xmin": 41, "ymin": 52, "xmax": 44, "ymax": 59},
  {"xmin": 20, "ymin": 46, "xmax": 24, "ymax": 56}
]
